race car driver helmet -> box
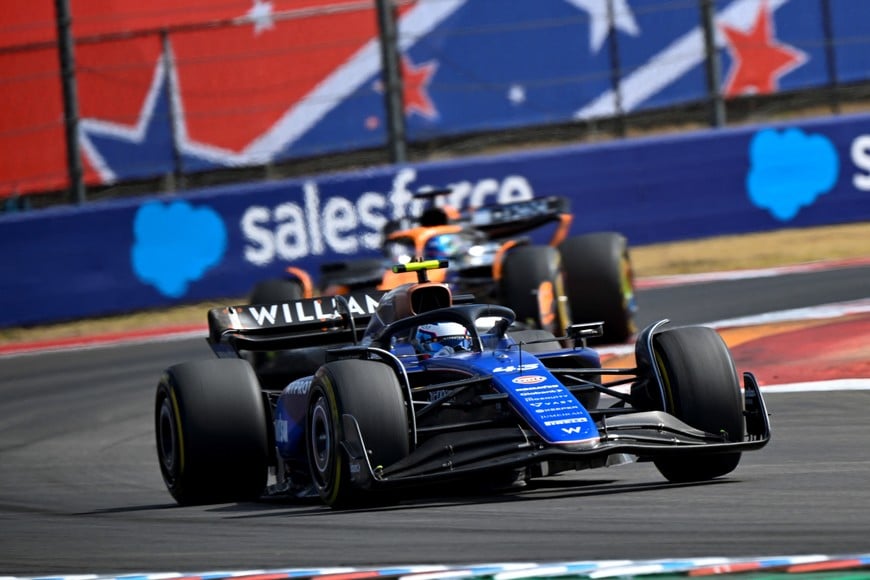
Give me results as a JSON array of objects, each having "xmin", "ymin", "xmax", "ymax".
[
  {"xmin": 415, "ymin": 322, "xmax": 472, "ymax": 356},
  {"xmin": 424, "ymin": 233, "xmax": 461, "ymax": 260}
]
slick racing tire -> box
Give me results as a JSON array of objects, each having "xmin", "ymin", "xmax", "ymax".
[
  {"xmin": 249, "ymin": 278, "xmax": 304, "ymax": 305},
  {"xmin": 307, "ymin": 360, "xmax": 409, "ymax": 508},
  {"xmin": 509, "ymin": 329, "xmax": 601, "ymax": 410},
  {"xmin": 500, "ymin": 245, "xmax": 569, "ymax": 336},
  {"xmin": 559, "ymin": 232, "xmax": 636, "ymax": 345},
  {"xmin": 155, "ymin": 359, "xmax": 269, "ymax": 505},
  {"xmin": 508, "ymin": 329, "xmax": 561, "ymax": 353},
  {"xmin": 247, "ymin": 278, "xmax": 305, "ymax": 371},
  {"xmin": 319, "ymin": 258, "xmax": 385, "ymax": 292},
  {"xmin": 648, "ymin": 326, "xmax": 744, "ymax": 482}
]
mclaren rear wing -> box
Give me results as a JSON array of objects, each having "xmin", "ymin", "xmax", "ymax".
[
  {"xmin": 467, "ymin": 196, "xmax": 571, "ymax": 241},
  {"xmin": 207, "ymin": 290, "xmax": 385, "ymax": 354}
]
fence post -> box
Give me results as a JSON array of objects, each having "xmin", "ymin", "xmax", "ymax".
[
  {"xmin": 54, "ymin": 0, "xmax": 86, "ymax": 203},
  {"xmin": 700, "ymin": 0, "xmax": 725, "ymax": 127},
  {"xmin": 605, "ymin": 0, "xmax": 626, "ymax": 137},
  {"xmin": 161, "ymin": 29, "xmax": 185, "ymax": 190},
  {"xmin": 375, "ymin": 0, "xmax": 407, "ymax": 164},
  {"xmin": 820, "ymin": 0, "xmax": 840, "ymax": 113}
]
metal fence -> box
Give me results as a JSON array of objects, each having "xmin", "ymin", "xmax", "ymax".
[{"xmin": 1, "ymin": 0, "xmax": 868, "ymax": 210}]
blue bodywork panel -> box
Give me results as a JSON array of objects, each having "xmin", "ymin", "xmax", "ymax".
[
  {"xmin": 417, "ymin": 348, "xmax": 600, "ymax": 446},
  {"xmin": 275, "ymin": 338, "xmax": 601, "ymax": 463}
]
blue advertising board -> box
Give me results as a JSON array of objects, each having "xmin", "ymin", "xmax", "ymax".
[{"xmin": 1, "ymin": 111, "xmax": 868, "ymax": 328}]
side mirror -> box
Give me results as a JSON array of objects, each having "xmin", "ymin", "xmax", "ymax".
[{"xmin": 567, "ymin": 321, "xmax": 604, "ymax": 346}]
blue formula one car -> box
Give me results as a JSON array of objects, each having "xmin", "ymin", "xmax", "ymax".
[{"xmin": 155, "ymin": 260, "xmax": 770, "ymax": 509}]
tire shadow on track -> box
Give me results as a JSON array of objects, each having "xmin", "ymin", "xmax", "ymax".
[{"xmin": 163, "ymin": 477, "xmax": 737, "ymax": 518}]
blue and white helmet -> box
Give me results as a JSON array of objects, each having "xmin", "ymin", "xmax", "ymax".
[
  {"xmin": 424, "ymin": 233, "xmax": 460, "ymax": 259},
  {"xmin": 415, "ymin": 322, "xmax": 472, "ymax": 355}
]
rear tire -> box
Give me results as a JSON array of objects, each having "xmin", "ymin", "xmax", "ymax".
[
  {"xmin": 559, "ymin": 232, "xmax": 636, "ymax": 344},
  {"xmin": 508, "ymin": 329, "xmax": 560, "ymax": 352},
  {"xmin": 155, "ymin": 359, "xmax": 269, "ymax": 505},
  {"xmin": 307, "ymin": 360, "xmax": 409, "ymax": 508},
  {"xmin": 246, "ymin": 279, "xmax": 305, "ymax": 370},
  {"xmin": 319, "ymin": 258, "xmax": 384, "ymax": 292},
  {"xmin": 500, "ymin": 245, "xmax": 569, "ymax": 335},
  {"xmin": 649, "ymin": 326, "xmax": 744, "ymax": 482},
  {"xmin": 249, "ymin": 278, "xmax": 304, "ymax": 305}
]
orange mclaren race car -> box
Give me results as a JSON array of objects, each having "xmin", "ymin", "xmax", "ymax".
[{"xmin": 249, "ymin": 191, "xmax": 637, "ymax": 347}]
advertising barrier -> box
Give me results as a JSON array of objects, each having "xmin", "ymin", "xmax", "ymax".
[{"xmin": 1, "ymin": 112, "xmax": 868, "ymax": 328}]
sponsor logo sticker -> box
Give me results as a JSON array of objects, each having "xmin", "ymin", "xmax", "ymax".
[
  {"xmin": 493, "ymin": 363, "xmax": 539, "ymax": 373},
  {"xmin": 512, "ymin": 375, "xmax": 546, "ymax": 384},
  {"xmin": 544, "ymin": 418, "xmax": 588, "ymax": 426},
  {"xmin": 274, "ymin": 419, "xmax": 288, "ymax": 443}
]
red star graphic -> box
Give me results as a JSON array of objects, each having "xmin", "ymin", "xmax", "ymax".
[
  {"xmin": 720, "ymin": 3, "xmax": 805, "ymax": 97},
  {"xmin": 401, "ymin": 55, "xmax": 438, "ymax": 119}
]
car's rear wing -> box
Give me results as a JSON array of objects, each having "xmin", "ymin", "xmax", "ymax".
[
  {"xmin": 467, "ymin": 196, "xmax": 572, "ymax": 243},
  {"xmin": 207, "ymin": 289, "xmax": 385, "ymax": 353}
]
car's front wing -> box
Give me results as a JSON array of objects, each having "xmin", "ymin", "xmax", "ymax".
[{"xmin": 340, "ymin": 372, "xmax": 770, "ymax": 489}]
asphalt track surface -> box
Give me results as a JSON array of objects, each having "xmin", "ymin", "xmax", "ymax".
[{"xmin": 1, "ymin": 263, "xmax": 869, "ymax": 577}]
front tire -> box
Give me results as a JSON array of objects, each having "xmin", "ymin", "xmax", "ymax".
[
  {"xmin": 559, "ymin": 232, "xmax": 636, "ymax": 344},
  {"xmin": 307, "ymin": 360, "xmax": 409, "ymax": 508},
  {"xmin": 649, "ymin": 326, "xmax": 744, "ymax": 482},
  {"xmin": 155, "ymin": 359, "xmax": 269, "ymax": 505}
]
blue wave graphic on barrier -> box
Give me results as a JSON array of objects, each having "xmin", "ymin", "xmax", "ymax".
[
  {"xmin": 131, "ymin": 200, "xmax": 227, "ymax": 298},
  {"xmin": 747, "ymin": 128, "xmax": 839, "ymax": 221}
]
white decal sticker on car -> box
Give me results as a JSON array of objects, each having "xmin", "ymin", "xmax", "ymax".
[
  {"xmin": 493, "ymin": 363, "xmax": 539, "ymax": 373},
  {"xmin": 512, "ymin": 375, "xmax": 547, "ymax": 384}
]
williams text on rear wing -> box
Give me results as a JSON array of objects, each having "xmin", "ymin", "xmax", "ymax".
[{"xmin": 207, "ymin": 290, "xmax": 384, "ymax": 354}]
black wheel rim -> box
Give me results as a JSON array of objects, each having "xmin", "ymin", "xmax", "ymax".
[
  {"xmin": 157, "ymin": 396, "xmax": 178, "ymax": 480},
  {"xmin": 309, "ymin": 394, "xmax": 334, "ymax": 490}
]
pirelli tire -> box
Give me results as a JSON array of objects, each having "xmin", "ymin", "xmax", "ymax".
[
  {"xmin": 155, "ymin": 359, "xmax": 269, "ymax": 505},
  {"xmin": 247, "ymin": 278, "xmax": 305, "ymax": 371},
  {"xmin": 307, "ymin": 360, "xmax": 409, "ymax": 509},
  {"xmin": 249, "ymin": 277, "xmax": 305, "ymax": 305},
  {"xmin": 499, "ymin": 245, "xmax": 569, "ymax": 336},
  {"xmin": 508, "ymin": 328, "xmax": 560, "ymax": 350},
  {"xmin": 319, "ymin": 257, "xmax": 385, "ymax": 292},
  {"xmin": 648, "ymin": 326, "xmax": 745, "ymax": 483},
  {"xmin": 559, "ymin": 232, "xmax": 636, "ymax": 344}
]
